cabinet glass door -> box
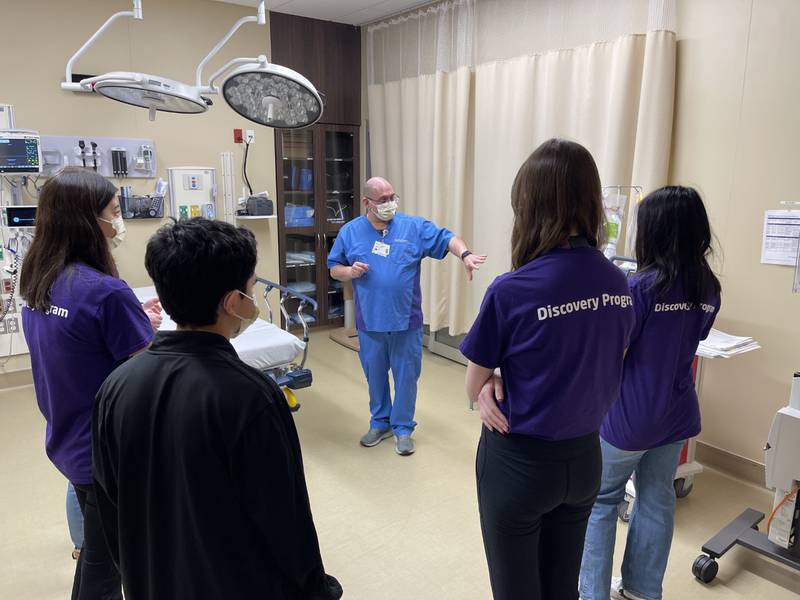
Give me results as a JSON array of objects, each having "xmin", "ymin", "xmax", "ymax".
[
  {"xmin": 324, "ymin": 130, "xmax": 356, "ymax": 232},
  {"xmin": 325, "ymin": 234, "xmax": 345, "ymax": 323},
  {"xmin": 285, "ymin": 234, "xmax": 318, "ymax": 326},
  {"xmin": 281, "ymin": 129, "xmax": 316, "ymax": 230}
]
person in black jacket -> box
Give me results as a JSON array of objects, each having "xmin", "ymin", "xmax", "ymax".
[{"xmin": 92, "ymin": 218, "xmax": 342, "ymax": 600}]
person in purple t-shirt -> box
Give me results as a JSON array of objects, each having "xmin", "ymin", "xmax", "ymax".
[
  {"xmin": 579, "ymin": 187, "xmax": 721, "ymax": 600},
  {"xmin": 460, "ymin": 139, "xmax": 635, "ymax": 600},
  {"xmin": 20, "ymin": 168, "xmax": 157, "ymax": 600}
]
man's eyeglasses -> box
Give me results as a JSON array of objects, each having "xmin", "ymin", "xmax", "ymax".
[{"xmin": 366, "ymin": 194, "xmax": 400, "ymax": 205}]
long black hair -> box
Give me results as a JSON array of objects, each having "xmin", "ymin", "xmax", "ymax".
[
  {"xmin": 20, "ymin": 167, "xmax": 118, "ymax": 311},
  {"xmin": 635, "ymin": 186, "xmax": 721, "ymax": 303}
]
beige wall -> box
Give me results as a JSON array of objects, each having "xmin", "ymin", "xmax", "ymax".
[
  {"xmin": 671, "ymin": 0, "xmax": 800, "ymax": 464},
  {"xmin": 0, "ymin": 0, "xmax": 279, "ymax": 312}
]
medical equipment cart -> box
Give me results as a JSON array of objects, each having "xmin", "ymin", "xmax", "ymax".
[{"xmin": 691, "ymin": 373, "xmax": 800, "ymax": 584}]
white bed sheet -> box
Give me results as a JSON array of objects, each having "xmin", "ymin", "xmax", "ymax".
[{"xmin": 133, "ymin": 286, "xmax": 306, "ymax": 371}]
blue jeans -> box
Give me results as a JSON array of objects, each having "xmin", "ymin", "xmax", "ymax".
[
  {"xmin": 579, "ymin": 439, "xmax": 684, "ymax": 600},
  {"xmin": 67, "ymin": 482, "xmax": 84, "ymax": 549},
  {"xmin": 357, "ymin": 328, "xmax": 423, "ymax": 436}
]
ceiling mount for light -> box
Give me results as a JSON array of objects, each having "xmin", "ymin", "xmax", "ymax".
[{"xmin": 196, "ymin": 2, "xmax": 323, "ymax": 128}]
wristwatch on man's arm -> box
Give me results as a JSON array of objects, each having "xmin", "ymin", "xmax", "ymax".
[{"xmin": 460, "ymin": 250, "xmax": 472, "ymax": 261}]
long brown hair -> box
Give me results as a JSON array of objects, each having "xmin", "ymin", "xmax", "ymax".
[
  {"xmin": 20, "ymin": 167, "xmax": 119, "ymax": 311},
  {"xmin": 510, "ymin": 138, "xmax": 605, "ymax": 269}
]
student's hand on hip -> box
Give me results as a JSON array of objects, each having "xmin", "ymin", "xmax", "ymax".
[
  {"xmin": 463, "ymin": 253, "xmax": 487, "ymax": 281},
  {"xmin": 478, "ymin": 373, "xmax": 508, "ymax": 434},
  {"xmin": 350, "ymin": 262, "xmax": 369, "ymax": 279}
]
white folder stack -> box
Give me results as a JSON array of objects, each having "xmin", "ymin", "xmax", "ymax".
[{"xmin": 697, "ymin": 329, "xmax": 761, "ymax": 359}]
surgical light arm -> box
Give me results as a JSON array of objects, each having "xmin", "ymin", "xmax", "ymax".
[
  {"xmin": 195, "ymin": 1, "xmax": 266, "ymax": 94},
  {"xmin": 61, "ymin": 1, "xmax": 143, "ymax": 92},
  {"xmin": 205, "ymin": 57, "xmax": 264, "ymax": 94}
]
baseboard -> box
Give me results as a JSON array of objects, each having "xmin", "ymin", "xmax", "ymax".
[
  {"xmin": 695, "ymin": 441, "xmax": 766, "ymax": 487},
  {"xmin": 0, "ymin": 353, "xmax": 33, "ymax": 391},
  {"xmin": 0, "ymin": 368, "xmax": 33, "ymax": 390}
]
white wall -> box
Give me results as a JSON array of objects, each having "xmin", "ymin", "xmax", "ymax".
[{"xmin": 671, "ymin": 0, "xmax": 800, "ymax": 464}]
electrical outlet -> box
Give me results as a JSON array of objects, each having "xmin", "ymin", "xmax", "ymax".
[
  {"xmin": 233, "ymin": 128, "xmax": 243, "ymax": 144},
  {"xmin": 6, "ymin": 317, "xmax": 18, "ymax": 333},
  {"xmin": 245, "ymin": 129, "xmax": 255, "ymax": 144},
  {"xmin": 0, "ymin": 320, "xmax": 6, "ymax": 335}
]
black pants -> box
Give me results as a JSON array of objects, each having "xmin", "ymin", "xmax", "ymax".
[
  {"xmin": 476, "ymin": 427, "xmax": 602, "ymax": 600},
  {"xmin": 71, "ymin": 483, "xmax": 123, "ymax": 600}
]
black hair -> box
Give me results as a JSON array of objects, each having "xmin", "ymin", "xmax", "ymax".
[
  {"xmin": 635, "ymin": 186, "xmax": 721, "ymax": 303},
  {"xmin": 20, "ymin": 167, "xmax": 118, "ymax": 310},
  {"xmin": 145, "ymin": 218, "xmax": 257, "ymax": 326}
]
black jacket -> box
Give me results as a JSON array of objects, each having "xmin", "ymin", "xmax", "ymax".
[{"xmin": 93, "ymin": 330, "xmax": 342, "ymax": 600}]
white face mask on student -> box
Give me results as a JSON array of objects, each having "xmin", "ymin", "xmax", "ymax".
[
  {"xmin": 99, "ymin": 216, "xmax": 127, "ymax": 248},
  {"xmin": 232, "ymin": 290, "xmax": 260, "ymax": 338}
]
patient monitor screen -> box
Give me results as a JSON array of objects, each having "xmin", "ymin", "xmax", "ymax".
[{"xmin": 0, "ymin": 134, "xmax": 41, "ymax": 174}]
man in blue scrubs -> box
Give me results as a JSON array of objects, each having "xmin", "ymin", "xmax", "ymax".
[{"xmin": 328, "ymin": 177, "xmax": 485, "ymax": 456}]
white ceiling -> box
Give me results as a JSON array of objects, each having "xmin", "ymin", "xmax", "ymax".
[{"xmin": 215, "ymin": 0, "xmax": 435, "ymax": 25}]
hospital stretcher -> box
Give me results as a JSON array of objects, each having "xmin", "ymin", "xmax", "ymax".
[{"xmin": 133, "ymin": 277, "xmax": 317, "ymax": 411}]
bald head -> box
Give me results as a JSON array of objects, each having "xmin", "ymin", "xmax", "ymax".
[{"xmin": 364, "ymin": 177, "xmax": 394, "ymax": 202}]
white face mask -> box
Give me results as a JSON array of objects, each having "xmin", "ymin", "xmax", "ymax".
[
  {"xmin": 99, "ymin": 216, "xmax": 127, "ymax": 248},
  {"xmin": 370, "ymin": 199, "xmax": 398, "ymax": 222},
  {"xmin": 232, "ymin": 290, "xmax": 260, "ymax": 338}
]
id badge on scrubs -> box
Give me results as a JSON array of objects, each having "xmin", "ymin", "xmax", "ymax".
[{"xmin": 372, "ymin": 241, "xmax": 390, "ymax": 257}]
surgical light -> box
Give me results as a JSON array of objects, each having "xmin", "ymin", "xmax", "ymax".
[
  {"xmin": 80, "ymin": 73, "xmax": 210, "ymax": 121},
  {"xmin": 196, "ymin": 4, "xmax": 323, "ymax": 128},
  {"xmin": 61, "ymin": 1, "xmax": 323, "ymax": 128},
  {"xmin": 219, "ymin": 58, "xmax": 322, "ymax": 128},
  {"xmin": 60, "ymin": 1, "xmax": 207, "ymax": 120}
]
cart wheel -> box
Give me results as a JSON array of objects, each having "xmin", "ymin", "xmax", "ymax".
[
  {"xmin": 674, "ymin": 477, "xmax": 694, "ymax": 498},
  {"xmin": 692, "ymin": 554, "xmax": 718, "ymax": 583},
  {"xmin": 617, "ymin": 499, "xmax": 631, "ymax": 523}
]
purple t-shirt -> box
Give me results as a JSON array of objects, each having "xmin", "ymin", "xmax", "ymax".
[
  {"xmin": 460, "ymin": 247, "xmax": 635, "ymax": 440},
  {"xmin": 600, "ymin": 271, "xmax": 720, "ymax": 451},
  {"xmin": 22, "ymin": 263, "xmax": 153, "ymax": 484}
]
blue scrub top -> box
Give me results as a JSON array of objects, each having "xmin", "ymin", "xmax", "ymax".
[{"xmin": 327, "ymin": 213, "xmax": 454, "ymax": 332}]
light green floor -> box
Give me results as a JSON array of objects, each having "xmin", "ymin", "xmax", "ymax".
[{"xmin": 1, "ymin": 332, "xmax": 798, "ymax": 599}]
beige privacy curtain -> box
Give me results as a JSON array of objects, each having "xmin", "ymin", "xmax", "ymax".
[{"xmin": 367, "ymin": 0, "xmax": 677, "ymax": 335}]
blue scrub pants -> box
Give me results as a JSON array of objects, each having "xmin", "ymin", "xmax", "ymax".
[{"xmin": 357, "ymin": 328, "xmax": 423, "ymax": 436}]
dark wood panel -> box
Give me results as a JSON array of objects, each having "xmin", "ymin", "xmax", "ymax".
[{"xmin": 269, "ymin": 11, "xmax": 361, "ymax": 126}]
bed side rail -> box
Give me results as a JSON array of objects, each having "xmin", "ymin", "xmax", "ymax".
[{"xmin": 255, "ymin": 277, "xmax": 318, "ymax": 369}]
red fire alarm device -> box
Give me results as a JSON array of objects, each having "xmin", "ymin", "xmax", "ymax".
[{"xmin": 233, "ymin": 129, "xmax": 244, "ymax": 144}]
